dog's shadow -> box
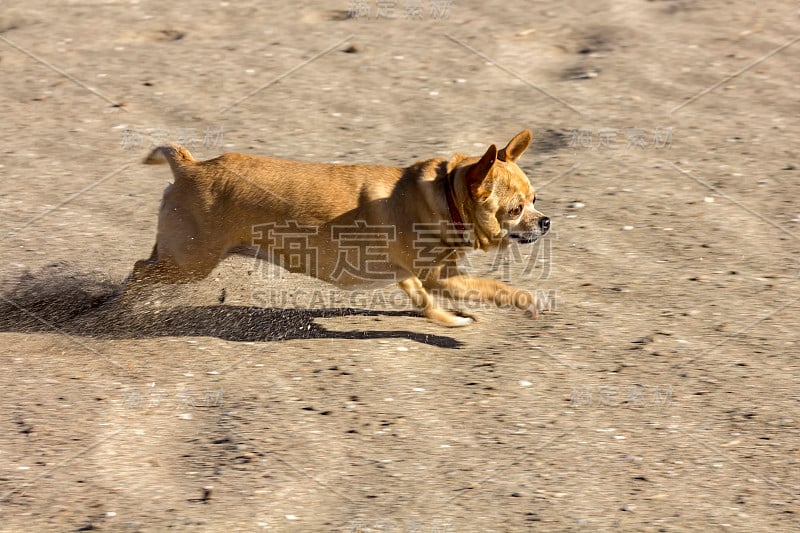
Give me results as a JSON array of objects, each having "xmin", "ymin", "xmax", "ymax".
[{"xmin": 0, "ymin": 263, "xmax": 462, "ymax": 348}]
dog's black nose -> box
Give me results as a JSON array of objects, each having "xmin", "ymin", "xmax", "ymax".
[{"xmin": 539, "ymin": 216, "xmax": 550, "ymax": 233}]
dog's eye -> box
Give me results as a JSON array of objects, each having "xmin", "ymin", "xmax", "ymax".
[
  {"xmin": 508, "ymin": 205, "xmax": 524, "ymax": 217},
  {"xmin": 532, "ymin": 196, "xmax": 537, "ymax": 205}
]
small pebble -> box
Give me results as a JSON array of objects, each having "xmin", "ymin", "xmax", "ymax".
[
  {"xmin": 622, "ymin": 225, "xmax": 634, "ymax": 231},
  {"xmin": 568, "ymin": 201, "xmax": 585, "ymax": 209},
  {"xmin": 519, "ymin": 380, "xmax": 533, "ymax": 387},
  {"xmin": 704, "ymin": 196, "xmax": 714, "ymax": 203}
]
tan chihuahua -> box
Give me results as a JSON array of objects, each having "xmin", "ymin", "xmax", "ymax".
[{"xmin": 126, "ymin": 130, "xmax": 550, "ymax": 326}]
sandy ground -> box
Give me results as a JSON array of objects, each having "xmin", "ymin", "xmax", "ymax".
[{"xmin": 1, "ymin": 0, "xmax": 799, "ymax": 531}]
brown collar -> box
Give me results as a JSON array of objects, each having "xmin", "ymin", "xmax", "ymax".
[{"xmin": 445, "ymin": 173, "xmax": 471, "ymax": 246}]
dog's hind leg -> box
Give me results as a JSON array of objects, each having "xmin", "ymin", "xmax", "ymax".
[
  {"xmin": 120, "ymin": 142, "xmax": 226, "ymax": 301},
  {"xmin": 121, "ymin": 235, "xmax": 226, "ymax": 303}
]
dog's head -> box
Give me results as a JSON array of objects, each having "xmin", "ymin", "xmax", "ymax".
[{"xmin": 449, "ymin": 130, "xmax": 550, "ymax": 249}]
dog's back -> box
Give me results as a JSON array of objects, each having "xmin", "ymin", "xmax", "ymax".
[{"xmin": 144, "ymin": 144, "xmax": 406, "ymax": 224}]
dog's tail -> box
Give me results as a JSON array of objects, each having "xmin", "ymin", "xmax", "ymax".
[{"xmin": 143, "ymin": 143, "xmax": 196, "ymax": 170}]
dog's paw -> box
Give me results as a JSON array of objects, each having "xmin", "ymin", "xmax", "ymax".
[
  {"xmin": 525, "ymin": 292, "xmax": 553, "ymax": 319},
  {"xmin": 447, "ymin": 315, "xmax": 475, "ymax": 327},
  {"xmin": 427, "ymin": 308, "xmax": 474, "ymax": 327}
]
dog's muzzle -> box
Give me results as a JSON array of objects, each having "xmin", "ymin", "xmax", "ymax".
[{"xmin": 510, "ymin": 216, "xmax": 550, "ymax": 244}]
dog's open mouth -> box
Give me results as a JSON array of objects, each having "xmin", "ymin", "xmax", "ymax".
[{"xmin": 510, "ymin": 233, "xmax": 540, "ymax": 244}]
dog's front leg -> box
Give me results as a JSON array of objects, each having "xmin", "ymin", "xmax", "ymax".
[
  {"xmin": 399, "ymin": 277, "xmax": 473, "ymax": 327},
  {"xmin": 424, "ymin": 275, "xmax": 547, "ymax": 319}
]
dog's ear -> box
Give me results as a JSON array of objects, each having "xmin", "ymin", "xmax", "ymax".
[
  {"xmin": 466, "ymin": 144, "xmax": 497, "ymax": 195},
  {"xmin": 498, "ymin": 130, "xmax": 533, "ymax": 163}
]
